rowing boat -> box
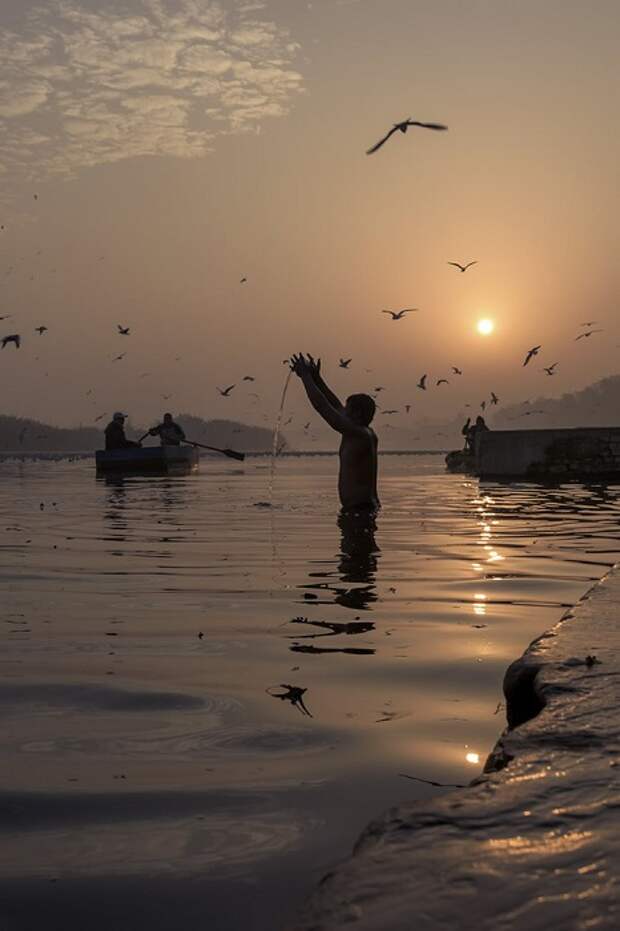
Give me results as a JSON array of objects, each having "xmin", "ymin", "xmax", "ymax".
[{"xmin": 95, "ymin": 445, "xmax": 199, "ymax": 475}]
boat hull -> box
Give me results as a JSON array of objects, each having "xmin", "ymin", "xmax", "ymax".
[
  {"xmin": 95, "ymin": 446, "xmax": 199, "ymax": 475},
  {"xmin": 445, "ymin": 449, "xmax": 476, "ymax": 474}
]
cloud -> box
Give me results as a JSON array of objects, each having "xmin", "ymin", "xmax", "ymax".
[{"xmin": 0, "ymin": 0, "xmax": 304, "ymax": 179}]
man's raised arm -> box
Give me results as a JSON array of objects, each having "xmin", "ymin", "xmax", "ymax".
[
  {"xmin": 291, "ymin": 354, "xmax": 357, "ymax": 435},
  {"xmin": 306, "ymin": 355, "xmax": 343, "ymax": 410}
]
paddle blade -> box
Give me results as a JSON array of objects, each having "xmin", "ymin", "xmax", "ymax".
[{"xmin": 224, "ymin": 448, "xmax": 245, "ymax": 461}]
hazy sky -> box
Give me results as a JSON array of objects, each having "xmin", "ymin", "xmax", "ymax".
[{"xmin": 1, "ymin": 0, "xmax": 619, "ymax": 437}]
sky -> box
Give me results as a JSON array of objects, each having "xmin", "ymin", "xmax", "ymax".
[{"xmin": 1, "ymin": 0, "xmax": 619, "ymax": 441}]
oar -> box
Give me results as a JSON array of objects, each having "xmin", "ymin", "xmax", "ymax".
[
  {"xmin": 186, "ymin": 440, "xmax": 245, "ymax": 462},
  {"xmin": 137, "ymin": 431, "xmax": 151, "ymax": 444}
]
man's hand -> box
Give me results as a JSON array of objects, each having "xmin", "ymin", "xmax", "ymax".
[
  {"xmin": 290, "ymin": 353, "xmax": 310, "ymax": 377},
  {"xmin": 306, "ymin": 354, "xmax": 322, "ymax": 380}
]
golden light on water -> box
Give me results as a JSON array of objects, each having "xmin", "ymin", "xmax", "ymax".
[
  {"xmin": 477, "ymin": 318, "xmax": 495, "ymax": 336},
  {"xmin": 466, "ymin": 752, "xmax": 480, "ymax": 764}
]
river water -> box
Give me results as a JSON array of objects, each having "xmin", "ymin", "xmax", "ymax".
[{"xmin": 1, "ymin": 454, "xmax": 619, "ymax": 930}]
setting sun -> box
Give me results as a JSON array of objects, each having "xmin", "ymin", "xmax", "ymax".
[{"xmin": 477, "ymin": 318, "xmax": 495, "ymax": 336}]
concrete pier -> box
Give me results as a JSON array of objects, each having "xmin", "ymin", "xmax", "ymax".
[
  {"xmin": 292, "ymin": 570, "xmax": 620, "ymax": 931},
  {"xmin": 476, "ymin": 426, "xmax": 620, "ymax": 479}
]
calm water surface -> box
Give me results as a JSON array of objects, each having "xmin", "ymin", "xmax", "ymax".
[{"xmin": 1, "ymin": 454, "xmax": 620, "ymax": 930}]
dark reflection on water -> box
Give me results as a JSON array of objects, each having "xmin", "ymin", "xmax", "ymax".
[{"xmin": 1, "ymin": 456, "xmax": 620, "ymax": 931}]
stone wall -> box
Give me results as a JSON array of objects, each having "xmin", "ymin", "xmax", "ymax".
[{"xmin": 476, "ymin": 427, "xmax": 620, "ymax": 478}]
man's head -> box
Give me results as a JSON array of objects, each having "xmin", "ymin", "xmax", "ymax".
[
  {"xmin": 113, "ymin": 412, "xmax": 126, "ymax": 423},
  {"xmin": 345, "ymin": 393, "xmax": 376, "ymax": 426},
  {"xmin": 163, "ymin": 412, "xmax": 173, "ymax": 424},
  {"xmin": 476, "ymin": 415, "xmax": 485, "ymax": 426}
]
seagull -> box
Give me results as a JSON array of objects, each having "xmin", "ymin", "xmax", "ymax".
[
  {"xmin": 575, "ymin": 329, "xmax": 603, "ymax": 341},
  {"xmin": 405, "ymin": 404, "xmax": 411, "ymax": 413},
  {"xmin": 1, "ymin": 334, "xmax": 20, "ymax": 349},
  {"xmin": 490, "ymin": 392, "xmax": 499, "ymax": 405},
  {"xmin": 240, "ymin": 276, "xmax": 247, "ymax": 283},
  {"xmin": 162, "ymin": 394, "xmax": 172, "ymax": 400},
  {"xmin": 339, "ymin": 358, "xmax": 352, "ymax": 368},
  {"xmin": 381, "ymin": 409, "xmax": 400, "ymax": 415},
  {"xmin": 217, "ymin": 384, "xmax": 235, "ymax": 396},
  {"xmin": 580, "ymin": 321, "xmax": 597, "ymax": 327},
  {"xmin": 382, "ymin": 308, "xmax": 418, "ymax": 320},
  {"xmin": 113, "ymin": 352, "xmax": 126, "ymax": 361},
  {"xmin": 436, "ymin": 378, "xmax": 449, "ymax": 386},
  {"xmin": 480, "ymin": 400, "xmax": 486, "ymax": 411},
  {"xmin": 33, "ymin": 193, "xmax": 38, "ymax": 201},
  {"xmin": 117, "ymin": 325, "xmax": 130, "ymax": 335},
  {"xmin": 417, "ymin": 374, "xmax": 427, "ymax": 390},
  {"xmin": 242, "ymin": 375, "xmax": 255, "ymax": 381},
  {"xmin": 451, "ymin": 366, "xmax": 463, "ymax": 375},
  {"xmin": 303, "ymin": 422, "xmax": 311, "ymax": 431},
  {"xmin": 0, "ymin": 314, "xmax": 13, "ymax": 321},
  {"xmin": 522, "ymin": 345, "xmax": 541, "ymax": 367},
  {"xmin": 543, "ymin": 363, "xmax": 558, "ymax": 375},
  {"xmin": 366, "ymin": 119, "xmax": 448, "ymax": 155},
  {"xmin": 373, "ymin": 386, "xmax": 384, "ymax": 393},
  {"xmin": 35, "ymin": 326, "xmax": 48, "ymax": 335},
  {"xmin": 447, "ymin": 261, "xmax": 477, "ymax": 273}
]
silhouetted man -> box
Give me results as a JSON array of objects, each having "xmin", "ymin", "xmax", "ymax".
[
  {"xmin": 104, "ymin": 412, "xmax": 140, "ymax": 450},
  {"xmin": 149, "ymin": 412, "xmax": 185, "ymax": 446},
  {"xmin": 291, "ymin": 353, "xmax": 379, "ymax": 512}
]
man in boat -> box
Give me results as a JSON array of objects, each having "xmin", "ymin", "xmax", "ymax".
[
  {"xmin": 290, "ymin": 353, "xmax": 379, "ymax": 512},
  {"xmin": 148, "ymin": 412, "xmax": 186, "ymax": 446},
  {"xmin": 104, "ymin": 412, "xmax": 141, "ymax": 450}
]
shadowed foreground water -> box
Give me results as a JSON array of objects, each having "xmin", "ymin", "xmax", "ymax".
[{"xmin": 1, "ymin": 454, "xmax": 620, "ymax": 930}]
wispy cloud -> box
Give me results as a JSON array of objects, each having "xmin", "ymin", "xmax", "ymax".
[{"xmin": 0, "ymin": 0, "xmax": 304, "ymax": 179}]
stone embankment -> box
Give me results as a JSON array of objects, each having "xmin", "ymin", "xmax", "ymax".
[
  {"xmin": 477, "ymin": 427, "xmax": 620, "ymax": 479},
  {"xmin": 293, "ymin": 570, "xmax": 620, "ymax": 931}
]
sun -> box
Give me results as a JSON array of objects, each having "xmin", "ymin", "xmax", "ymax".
[{"xmin": 477, "ymin": 318, "xmax": 494, "ymax": 336}]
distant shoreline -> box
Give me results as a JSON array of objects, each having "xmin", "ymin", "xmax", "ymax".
[{"xmin": 0, "ymin": 449, "xmax": 449, "ymax": 460}]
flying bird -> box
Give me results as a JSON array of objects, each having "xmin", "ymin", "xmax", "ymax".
[
  {"xmin": 240, "ymin": 276, "xmax": 247, "ymax": 283},
  {"xmin": 436, "ymin": 378, "xmax": 449, "ymax": 386},
  {"xmin": 381, "ymin": 409, "xmax": 400, "ymax": 415},
  {"xmin": 543, "ymin": 363, "xmax": 558, "ymax": 375},
  {"xmin": 303, "ymin": 422, "xmax": 310, "ymax": 431},
  {"xmin": 451, "ymin": 366, "xmax": 463, "ymax": 375},
  {"xmin": 339, "ymin": 358, "xmax": 352, "ymax": 368},
  {"xmin": 162, "ymin": 394, "xmax": 172, "ymax": 400},
  {"xmin": 417, "ymin": 374, "xmax": 427, "ymax": 390},
  {"xmin": 522, "ymin": 345, "xmax": 541, "ymax": 367},
  {"xmin": 366, "ymin": 119, "xmax": 448, "ymax": 155},
  {"xmin": 35, "ymin": 326, "xmax": 48, "ymax": 335},
  {"xmin": 242, "ymin": 375, "xmax": 255, "ymax": 381},
  {"xmin": 373, "ymin": 386, "xmax": 384, "ymax": 393},
  {"xmin": 490, "ymin": 392, "xmax": 499, "ymax": 405},
  {"xmin": 447, "ymin": 261, "xmax": 477, "ymax": 273},
  {"xmin": 480, "ymin": 400, "xmax": 486, "ymax": 411},
  {"xmin": 405, "ymin": 404, "xmax": 411, "ymax": 413},
  {"xmin": 575, "ymin": 329, "xmax": 603, "ymax": 341},
  {"xmin": 580, "ymin": 321, "xmax": 597, "ymax": 327},
  {"xmin": 217, "ymin": 384, "xmax": 235, "ymax": 396},
  {"xmin": 1, "ymin": 334, "xmax": 20, "ymax": 349},
  {"xmin": 382, "ymin": 308, "xmax": 418, "ymax": 320},
  {"xmin": 0, "ymin": 314, "xmax": 13, "ymax": 321},
  {"xmin": 113, "ymin": 352, "xmax": 126, "ymax": 361},
  {"xmin": 117, "ymin": 325, "xmax": 130, "ymax": 335}
]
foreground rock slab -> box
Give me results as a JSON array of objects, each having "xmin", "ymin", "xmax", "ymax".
[{"xmin": 293, "ymin": 571, "xmax": 620, "ymax": 931}]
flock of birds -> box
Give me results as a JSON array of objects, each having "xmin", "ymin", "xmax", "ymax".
[{"xmin": 0, "ymin": 119, "xmax": 610, "ymax": 442}]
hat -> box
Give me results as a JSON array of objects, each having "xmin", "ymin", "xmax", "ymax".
[{"xmin": 113, "ymin": 411, "xmax": 127, "ymax": 421}]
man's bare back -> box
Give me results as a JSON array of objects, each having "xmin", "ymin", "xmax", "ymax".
[{"xmin": 290, "ymin": 353, "xmax": 380, "ymax": 511}]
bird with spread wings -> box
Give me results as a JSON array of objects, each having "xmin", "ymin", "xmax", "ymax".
[{"xmin": 366, "ymin": 119, "xmax": 448, "ymax": 155}]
